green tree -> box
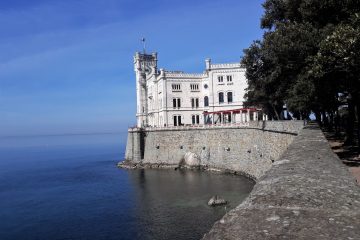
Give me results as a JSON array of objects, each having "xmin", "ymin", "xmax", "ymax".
[
  {"xmin": 243, "ymin": 0, "xmax": 360, "ymax": 144},
  {"xmin": 242, "ymin": 22, "xmax": 320, "ymax": 119},
  {"xmin": 312, "ymin": 14, "xmax": 360, "ymax": 143}
]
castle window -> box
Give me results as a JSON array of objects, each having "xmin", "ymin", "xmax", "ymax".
[
  {"xmin": 173, "ymin": 115, "xmax": 182, "ymax": 126},
  {"xmin": 173, "ymin": 98, "xmax": 181, "ymax": 108},
  {"xmin": 192, "ymin": 115, "xmax": 200, "ymax": 125},
  {"xmin": 218, "ymin": 76, "xmax": 224, "ymax": 82},
  {"xmin": 226, "ymin": 75, "xmax": 233, "ymax": 82},
  {"xmin": 191, "ymin": 98, "xmax": 199, "ymax": 108},
  {"xmin": 227, "ymin": 92, "xmax": 233, "ymax": 103},
  {"xmin": 172, "ymin": 84, "xmax": 181, "ymax": 92},
  {"xmin": 219, "ymin": 92, "xmax": 224, "ymax": 104},
  {"xmin": 204, "ymin": 96, "xmax": 209, "ymax": 107},
  {"xmin": 190, "ymin": 84, "xmax": 199, "ymax": 91}
]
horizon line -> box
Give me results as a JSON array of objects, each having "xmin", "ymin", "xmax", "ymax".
[{"xmin": 0, "ymin": 131, "xmax": 129, "ymax": 139}]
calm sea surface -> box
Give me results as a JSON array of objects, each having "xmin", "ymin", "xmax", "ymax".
[{"xmin": 0, "ymin": 133, "xmax": 254, "ymax": 240}]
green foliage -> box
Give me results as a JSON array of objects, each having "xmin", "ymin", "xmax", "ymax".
[
  {"xmin": 243, "ymin": 0, "xmax": 360, "ymax": 120},
  {"xmin": 313, "ymin": 14, "xmax": 360, "ymax": 95},
  {"xmin": 261, "ymin": 0, "xmax": 359, "ymax": 29}
]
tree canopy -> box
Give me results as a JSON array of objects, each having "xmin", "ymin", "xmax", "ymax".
[{"xmin": 242, "ymin": 0, "xmax": 360, "ymax": 143}]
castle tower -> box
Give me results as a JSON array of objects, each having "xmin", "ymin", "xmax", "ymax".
[{"xmin": 134, "ymin": 52, "xmax": 158, "ymax": 127}]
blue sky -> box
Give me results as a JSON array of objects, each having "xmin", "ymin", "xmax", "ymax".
[{"xmin": 0, "ymin": 0, "xmax": 264, "ymax": 136}]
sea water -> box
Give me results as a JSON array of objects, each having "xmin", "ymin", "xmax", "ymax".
[{"xmin": 0, "ymin": 133, "xmax": 254, "ymax": 240}]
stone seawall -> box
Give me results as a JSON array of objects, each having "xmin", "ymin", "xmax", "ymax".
[
  {"xmin": 122, "ymin": 121, "xmax": 304, "ymax": 179},
  {"xmin": 202, "ymin": 123, "xmax": 360, "ymax": 239}
]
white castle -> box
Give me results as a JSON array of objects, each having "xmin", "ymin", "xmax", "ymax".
[{"xmin": 134, "ymin": 52, "xmax": 262, "ymax": 128}]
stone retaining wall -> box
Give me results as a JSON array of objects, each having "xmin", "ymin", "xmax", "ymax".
[
  {"xmin": 202, "ymin": 123, "xmax": 360, "ymax": 239},
  {"xmin": 124, "ymin": 121, "xmax": 304, "ymax": 179}
]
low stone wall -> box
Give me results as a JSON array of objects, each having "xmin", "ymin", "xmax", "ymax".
[
  {"xmin": 202, "ymin": 123, "xmax": 360, "ymax": 239},
  {"xmin": 123, "ymin": 121, "xmax": 304, "ymax": 179}
]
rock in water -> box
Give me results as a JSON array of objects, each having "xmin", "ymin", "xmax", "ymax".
[
  {"xmin": 208, "ymin": 195, "xmax": 227, "ymax": 206},
  {"xmin": 183, "ymin": 152, "xmax": 201, "ymax": 167}
]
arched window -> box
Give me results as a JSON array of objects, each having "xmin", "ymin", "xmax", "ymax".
[
  {"xmin": 218, "ymin": 92, "xmax": 224, "ymax": 104},
  {"xmin": 227, "ymin": 92, "xmax": 233, "ymax": 103},
  {"xmin": 204, "ymin": 96, "xmax": 209, "ymax": 107}
]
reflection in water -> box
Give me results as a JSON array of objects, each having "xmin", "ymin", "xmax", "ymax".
[{"xmin": 127, "ymin": 169, "xmax": 254, "ymax": 240}]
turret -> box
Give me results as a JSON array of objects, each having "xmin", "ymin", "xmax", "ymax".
[
  {"xmin": 205, "ymin": 58, "xmax": 211, "ymax": 71},
  {"xmin": 134, "ymin": 52, "xmax": 158, "ymax": 127}
]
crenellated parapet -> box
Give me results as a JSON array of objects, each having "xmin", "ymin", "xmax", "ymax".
[
  {"xmin": 210, "ymin": 62, "xmax": 244, "ymax": 69},
  {"xmin": 164, "ymin": 71, "xmax": 207, "ymax": 78}
]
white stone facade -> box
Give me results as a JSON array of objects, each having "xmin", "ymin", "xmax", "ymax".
[{"xmin": 134, "ymin": 52, "xmax": 250, "ymax": 127}]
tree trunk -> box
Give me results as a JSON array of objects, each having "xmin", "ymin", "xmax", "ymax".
[
  {"xmin": 328, "ymin": 111, "xmax": 334, "ymax": 131},
  {"xmin": 322, "ymin": 111, "xmax": 329, "ymax": 128},
  {"xmin": 271, "ymin": 104, "xmax": 280, "ymax": 120},
  {"xmin": 315, "ymin": 111, "xmax": 322, "ymax": 126},
  {"xmin": 344, "ymin": 95, "xmax": 355, "ymax": 145},
  {"xmin": 356, "ymin": 98, "xmax": 360, "ymax": 153},
  {"xmin": 334, "ymin": 111, "xmax": 340, "ymax": 136}
]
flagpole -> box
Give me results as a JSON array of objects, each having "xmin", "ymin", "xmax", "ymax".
[{"xmin": 141, "ymin": 37, "xmax": 146, "ymax": 54}]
